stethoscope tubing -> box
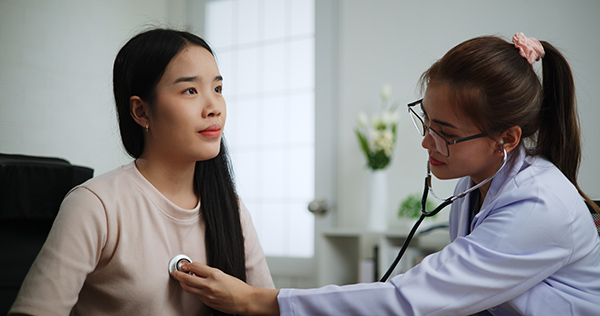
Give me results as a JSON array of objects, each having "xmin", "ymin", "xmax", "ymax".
[
  {"xmin": 379, "ymin": 148, "xmax": 507, "ymax": 282},
  {"xmin": 379, "ymin": 191, "xmax": 453, "ymax": 282}
]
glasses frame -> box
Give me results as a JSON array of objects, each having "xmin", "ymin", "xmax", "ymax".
[{"xmin": 408, "ymin": 99, "xmax": 486, "ymax": 157}]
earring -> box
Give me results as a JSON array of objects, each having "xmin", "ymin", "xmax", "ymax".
[
  {"xmin": 498, "ymin": 139, "xmax": 504, "ymax": 153},
  {"xmin": 145, "ymin": 125, "xmax": 149, "ymax": 133}
]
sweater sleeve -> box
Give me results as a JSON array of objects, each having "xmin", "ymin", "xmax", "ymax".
[
  {"xmin": 239, "ymin": 200, "xmax": 275, "ymax": 289},
  {"xmin": 9, "ymin": 187, "xmax": 107, "ymax": 316}
]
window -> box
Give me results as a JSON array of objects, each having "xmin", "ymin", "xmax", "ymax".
[{"xmin": 204, "ymin": 0, "xmax": 315, "ymax": 257}]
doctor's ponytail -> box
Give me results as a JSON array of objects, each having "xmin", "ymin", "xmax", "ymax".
[{"xmin": 535, "ymin": 41, "xmax": 600, "ymax": 215}]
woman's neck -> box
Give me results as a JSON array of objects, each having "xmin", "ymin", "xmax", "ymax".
[{"xmin": 135, "ymin": 156, "xmax": 198, "ymax": 209}]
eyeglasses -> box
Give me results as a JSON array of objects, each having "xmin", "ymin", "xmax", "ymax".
[{"xmin": 408, "ymin": 99, "xmax": 486, "ymax": 157}]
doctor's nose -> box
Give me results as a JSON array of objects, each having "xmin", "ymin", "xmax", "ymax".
[{"xmin": 421, "ymin": 128, "xmax": 436, "ymax": 151}]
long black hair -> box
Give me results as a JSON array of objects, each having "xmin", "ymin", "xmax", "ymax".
[{"xmin": 113, "ymin": 28, "xmax": 246, "ymax": 315}]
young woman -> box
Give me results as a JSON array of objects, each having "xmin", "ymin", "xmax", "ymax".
[
  {"xmin": 171, "ymin": 33, "xmax": 600, "ymax": 315},
  {"xmin": 9, "ymin": 28, "xmax": 273, "ymax": 316}
]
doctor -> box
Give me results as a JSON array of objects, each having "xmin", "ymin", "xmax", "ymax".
[{"xmin": 172, "ymin": 33, "xmax": 600, "ymax": 315}]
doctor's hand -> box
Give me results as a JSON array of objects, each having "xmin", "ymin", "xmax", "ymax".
[{"xmin": 171, "ymin": 262, "xmax": 280, "ymax": 316}]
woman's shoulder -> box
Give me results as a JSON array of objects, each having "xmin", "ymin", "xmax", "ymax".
[
  {"xmin": 64, "ymin": 162, "xmax": 139, "ymax": 202},
  {"xmin": 237, "ymin": 196, "xmax": 252, "ymax": 222},
  {"xmin": 75, "ymin": 162, "xmax": 137, "ymax": 191}
]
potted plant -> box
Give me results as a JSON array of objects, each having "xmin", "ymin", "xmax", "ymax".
[
  {"xmin": 355, "ymin": 84, "xmax": 400, "ymax": 231},
  {"xmin": 355, "ymin": 84, "xmax": 400, "ymax": 171}
]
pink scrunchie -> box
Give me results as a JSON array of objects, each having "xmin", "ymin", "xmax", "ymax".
[{"xmin": 512, "ymin": 32, "xmax": 545, "ymax": 65}]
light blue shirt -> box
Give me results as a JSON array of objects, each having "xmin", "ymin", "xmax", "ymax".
[{"xmin": 278, "ymin": 147, "xmax": 600, "ymax": 315}]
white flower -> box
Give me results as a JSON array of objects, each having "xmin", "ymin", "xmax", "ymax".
[
  {"xmin": 357, "ymin": 111, "xmax": 369, "ymax": 128},
  {"xmin": 373, "ymin": 131, "xmax": 394, "ymax": 156},
  {"xmin": 368, "ymin": 129, "xmax": 379, "ymax": 144},
  {"xmin": 382, "ymin": 129, "xmax": 394, "ymax": 142},
  {"xmin": 380, "ymin": 110, "xmax": 394, "ymax": 125},
  {"xmin": 380, "ymin": 84, "xmax": 393, "ymax": 101},
  {"xmin": 370, "ymin": 113, "xmax": 381, "ymax": 126},
  {"xmin": 355, "ymin": 84, "xmax": 400, "ymax": 170}
]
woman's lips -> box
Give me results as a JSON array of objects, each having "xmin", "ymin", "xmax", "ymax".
[
  {"xmin": 429, "ymin": 156, "xmax": 445, "ymax": 167},
  {"xmin": 199, "ymin": 125, "xmax": 221, "ymax": 138}
]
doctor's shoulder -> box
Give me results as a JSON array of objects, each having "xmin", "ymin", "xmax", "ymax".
[{"xmin": 513, "ymin": 156, "xmax": 581, "ymax": 201}]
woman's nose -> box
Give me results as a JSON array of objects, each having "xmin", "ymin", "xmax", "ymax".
[
  {"xmin": 202, "ymin": 95, "xmax": 223, "ymax": 118},
  {"xmin": 204, "ymin": 105, "xmax": 222, "ymax": 118},
  {"xmin": 421, "ymin": 128, "xmax": 436, "ymax": 150}
]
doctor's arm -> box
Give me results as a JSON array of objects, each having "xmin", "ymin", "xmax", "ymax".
[{"xmin": 172, "ymin": 262, "xmax": 280, "ymax": 316}]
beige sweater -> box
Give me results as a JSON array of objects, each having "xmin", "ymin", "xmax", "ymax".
[{"xmin": 9, "ymin": 162, "xmax": 274, "ymax": 316}]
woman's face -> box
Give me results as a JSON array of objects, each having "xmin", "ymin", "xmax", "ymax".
[
  {"xmin": 421, "ymin": 83, "xmax": 501, "ymax": 184},
  {"xmin": 145, "ymin": 44, "xmax": 226, "ymax": 163}
]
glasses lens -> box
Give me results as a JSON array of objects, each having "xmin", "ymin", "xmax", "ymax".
[
  {"xmin": 409, "ymin": 108, "xmax": 425, "ymax": 136},
  {"xmin": 427, "ymin": 128, "xmax": 450, "ymax": 157}
]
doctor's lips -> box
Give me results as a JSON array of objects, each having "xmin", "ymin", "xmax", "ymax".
[
  {"xmin": 198, "ymin": 124, "xmax": 221, "ymax": 138},
  {"xmin": 429, "ymin": 156, "xmax": 445, "ymax": 167}
]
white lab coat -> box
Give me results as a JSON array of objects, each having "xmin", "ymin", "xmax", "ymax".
[{"xmin": 277, "ymin": 147, "xmax": 600, "ymax": 315}]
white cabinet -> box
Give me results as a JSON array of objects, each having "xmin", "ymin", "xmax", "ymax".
[{"xmin": 317, "ymin": 224, "xmax": 450, "ymax": 286}]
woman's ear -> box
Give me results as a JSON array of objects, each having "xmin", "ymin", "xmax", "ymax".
[
  {"xmin": 130, "ymin": 96, "xmax": 150, "ymax": 129},
  {"xmin": 498, "ymin": 125, "xmax": 522, "ymax": 154}
]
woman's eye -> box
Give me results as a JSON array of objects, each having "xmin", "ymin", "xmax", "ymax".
[
  {"xmin": 214, "ymin": 85, "xmax": 222, "ymax": 94},
  {"xmin": 440, "ymin": 130, "xmax": 453, "ymax": 138},
  {"xmin": 184, "ymin": 88, "xmax": 198, "ymax": 95}
]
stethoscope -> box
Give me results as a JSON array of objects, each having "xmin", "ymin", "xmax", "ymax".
[
  {"xmin": 379, "ymin": 146, "xmax": 507, "ymax": 282},
  {"xmin": 169, "ymin": 254, "xmax": 193, "ymax": 279},
  {"xmin": 168, "ymin": 148, "xmax": 508, "ymax": 283}
]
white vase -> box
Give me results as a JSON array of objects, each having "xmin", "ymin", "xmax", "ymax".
[{"xmin": 368, "ymin": 169, "xmax": 388, "ymax": 231}]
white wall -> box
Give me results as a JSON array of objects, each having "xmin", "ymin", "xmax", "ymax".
[
  {"xmin": 337, "ymin": 0, "xmax": 600, "ymax": 228},
  {"xmin": 0, "ymin": 0, "xmax": 188, "ymax": 176}
]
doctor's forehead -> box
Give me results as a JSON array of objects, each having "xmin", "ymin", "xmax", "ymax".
[{"xmin": 422, "ymin": 88, "xmax": 477, "ymax": 129}]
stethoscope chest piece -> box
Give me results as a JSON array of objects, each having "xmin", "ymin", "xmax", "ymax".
[{"xmin": 169, "ymin": 254, "xmax": 192, "ymax": 279}]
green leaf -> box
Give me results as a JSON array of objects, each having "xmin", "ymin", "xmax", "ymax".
[
  {"xmin": 398, "ymin": 193, "xmax": 437, "ymax": 218},
  {"xmin": 369, "ymin": 149, "xmax": 390, "ymax": 169}
]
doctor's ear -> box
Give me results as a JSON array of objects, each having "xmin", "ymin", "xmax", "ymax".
[
  {"xmin": 497, "ymin": 125, "xmax": 522, "ymax": 154},
  {"xmin": 130, "ymin": 96, "xmax": 150, "ymax": 129}
]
